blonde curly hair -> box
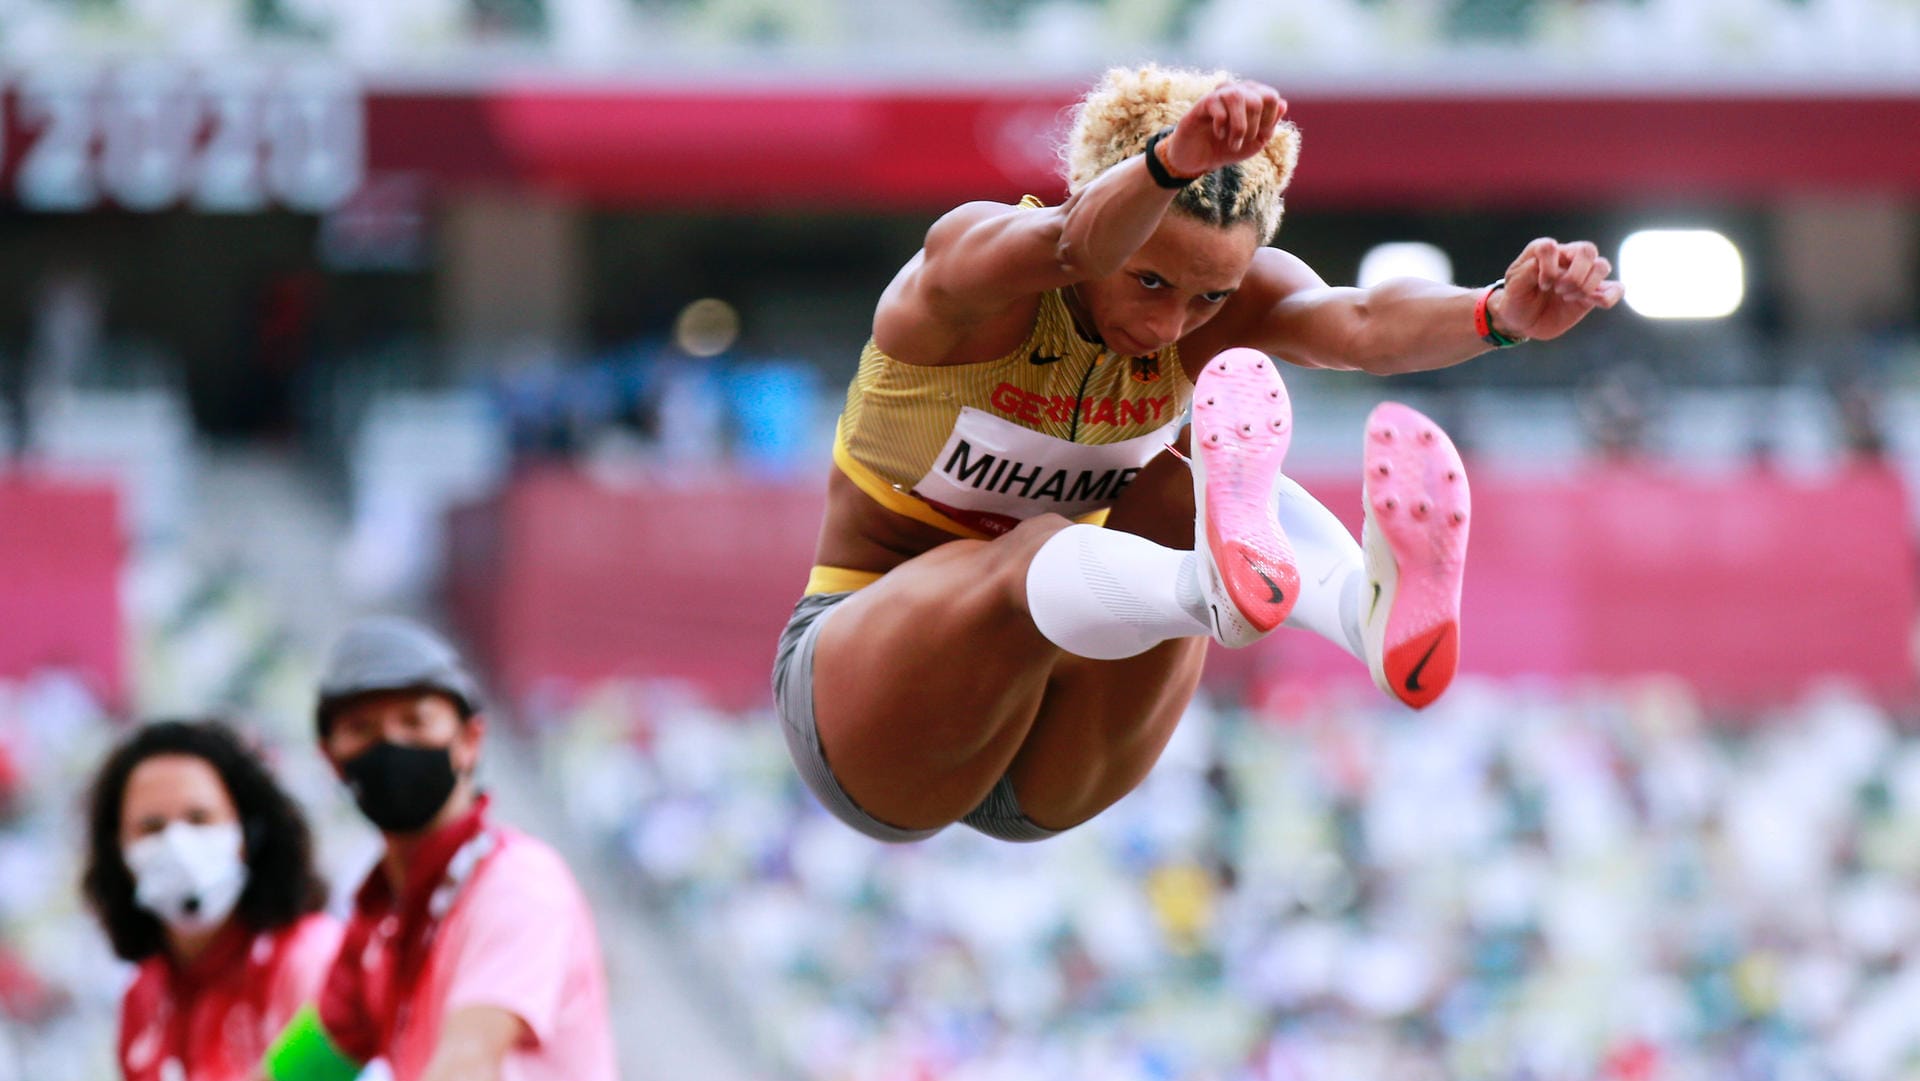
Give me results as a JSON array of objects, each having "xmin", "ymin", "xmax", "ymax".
[{"xmin": 1063, "ymin": 63, "xmax": 1300, "ymax": 243}]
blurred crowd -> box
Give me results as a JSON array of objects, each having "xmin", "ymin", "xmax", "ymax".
[
  {"xmin": 0, "ymin": 670, "xmax": 121, "ymax": 1081},
  {"xmin": 14, "ymin": 634, "xmax": 1920, "ymax": 1080},
  {"xmin": 0, "ymin": 0, "xmax": 1913, "ymax": 72},
  {"xmin": 538, "ymin": 675, "xmax": 1920, "ymax": 1081},
  {"xmin": 484, "ymin": 340, "xmax": 824, "ymax": 476}
]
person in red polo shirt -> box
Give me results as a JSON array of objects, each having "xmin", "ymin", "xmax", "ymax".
[
  {"xmin": 267, "ymin": 617, "xmax": 617, "ymax": 1081},
  {"xmin": 82, "ymin": 719, "xmax": 340, "ymax": 1081}
]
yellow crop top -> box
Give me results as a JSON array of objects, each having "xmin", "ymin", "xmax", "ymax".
[{"xmin": 833, "ymin": 213, "xmax": 1192, "ymax": 541}]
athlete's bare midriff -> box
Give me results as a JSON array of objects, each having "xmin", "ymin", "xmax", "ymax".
[
  {"xmin": 813, "ymin": 467, "xmax": 978, "ymax": 575},
  {"xmin": 816, "ymin": 285, "xmax": 1107, "ymax": 577}
]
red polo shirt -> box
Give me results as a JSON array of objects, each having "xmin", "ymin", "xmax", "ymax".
[
  {"xmin": 119, "ymin": 913, "xmax": 343, "ymax": 1081},
  {"xmin": 319, "ymin": 800, "xmax": 616, "ymax": 1081}
]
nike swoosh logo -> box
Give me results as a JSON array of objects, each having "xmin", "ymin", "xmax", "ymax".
[
  {"xmin": 1256, "ymin": 568, "xmax": 1284, "ymax": 605},
  {"xmin": 1030, "ymin": 350, "xmax": 1062, "ymax": 365},
  {"xmin": 1242, "ymin": 553, "xmax": 1284, "ymax": 605},
  {"xmin": 1404, "ymin": 630, "xmax": 1445, "ymax": 694},
  {"xmin": 1368, "ymin": 582, "xmax": 1382, "ymax": 623}
]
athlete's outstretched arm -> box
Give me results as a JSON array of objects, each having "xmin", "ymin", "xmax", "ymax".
[
  {"xmin": 1233, "ymin": 237, "xmax": 1624, "ymax": 376},
  {"xmin": 883, "ymin": 83, "xmax": 1285, "ymax": 342}
]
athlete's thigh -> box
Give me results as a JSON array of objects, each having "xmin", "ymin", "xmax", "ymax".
[
  {"xmin": 809, "ymin": 517, "xmax": 1072, "ymax": 828},
  {"xmin": 1006, "ymin": 637, "xmax": 1209, "ymax": 829},
  {"xmin": 998, "ymin": 436, "xmax": 1210, "ymax": 826},
  {"xmin": 814, "ymin": 443, "xmax": 1210, "ymax": 832}
]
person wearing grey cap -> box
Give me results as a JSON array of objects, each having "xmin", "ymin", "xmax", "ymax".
[
  {"xmin": 264, "ymin": 616, "xmax": 618, "ymax": 1081},
  {"xmin": 312, "ymin": 616, "xmax": 487, "ymax": 837}
]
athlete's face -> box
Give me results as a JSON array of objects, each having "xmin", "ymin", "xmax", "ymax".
[{"xmin": 1074, "ymin": 214, "xmax": 1261, "ymax": 355}]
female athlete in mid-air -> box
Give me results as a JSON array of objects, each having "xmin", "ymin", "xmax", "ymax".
[{"xmin": 774, "ymin": 64, "xmax": 1621, "ymax": 843}]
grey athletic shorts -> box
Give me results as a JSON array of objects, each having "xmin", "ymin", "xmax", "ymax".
[{"xmin": 772, "ymin": 591, "xmax": 1062, "ymax": 844}]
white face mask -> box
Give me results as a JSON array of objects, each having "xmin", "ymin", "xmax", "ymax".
[{"xmin": 124, "ymin": 822, "xmax": 247, "ymax": 936}]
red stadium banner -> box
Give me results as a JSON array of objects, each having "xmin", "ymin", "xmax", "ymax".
[
  {"xmin": 363, "ymin": 87, "xmax": 1920, "ymax": 210},
  {"xmin": 447, "ymin": 464, "xmax": 1917, "ymax": 714},
  {"xmin": 4, "ymin": 66, "xmax": 1920, "ymax": 211},
  {"xmin": 1222, "ymin": 463, "xmax": 1920, "ymax": 709},
  {"xmin": 445, "ymin": 467, "xmax": 823, "ymax": 714},
  {"xmin": 0, "ymin": 474, "xmax": 125, "ymax": 704}
]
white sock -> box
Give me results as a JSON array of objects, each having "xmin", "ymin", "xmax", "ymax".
[
  {"xmin": 1026, "ymin": 524, "xmax": 1210, "ymax": 660},
  {"xmin": 1275, "ymin": 475, "xmax": 1366, "ymax": 660}
]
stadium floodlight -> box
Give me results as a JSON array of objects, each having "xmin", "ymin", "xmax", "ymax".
[
  {"xmin": 1356, "ymin": 242, "xmax": 1454, "ymax": 289},
  {"xmin": 675, "ymin": 298, "xmax": 741, "ymax": 357},
  {"xmin": 1619, "ymin": 229, "xmax": 1744, "ymax": 319}
]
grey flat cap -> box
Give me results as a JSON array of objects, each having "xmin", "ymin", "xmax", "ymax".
[{"xmin": 315, "ymin": 616, "xmax": 483, "ymax": 735}]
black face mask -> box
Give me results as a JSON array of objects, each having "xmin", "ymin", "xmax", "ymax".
[{"xmin": 341, "ymin": 742, "xmax": 460, "ymax": 834}]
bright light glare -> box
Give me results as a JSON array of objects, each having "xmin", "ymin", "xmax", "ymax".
[
  {"xmin": 674, "ymin": 298, "xmax": 741, "ymax": 356},
  {"xmin": 1356, "ymin": 242, "xmax": 1454, "ymax": 289},
  {"xmin": 1619, "ymin": 230, "xmax": 1744, "ymax": 319}
]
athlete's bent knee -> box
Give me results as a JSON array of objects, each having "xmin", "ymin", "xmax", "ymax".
[{"xmin": 991, "ymin": 513, "xmax": 1076, "ymax": 606}]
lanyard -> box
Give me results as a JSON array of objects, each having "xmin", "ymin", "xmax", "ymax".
[{"xmin": 377, "ymin": 827, "xmax": 499, "ymax": 1046}]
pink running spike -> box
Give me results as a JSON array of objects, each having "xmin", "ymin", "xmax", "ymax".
[
  {"xmin": 1361, "ymin": 402, "xmax": 1470, "ymax": 709},
  {"xmin": 1190, "ymin": 348, "xmax": 1298, "ymax": 645}
]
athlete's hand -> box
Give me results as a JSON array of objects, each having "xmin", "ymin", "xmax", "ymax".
[
  {"xmin": 1490, "ymin": 237, "xmax": 1625, "ymax": 342},
  {"xmin": 1160, "ymin": 81, "xmax": 1287, "ymax": 179}
]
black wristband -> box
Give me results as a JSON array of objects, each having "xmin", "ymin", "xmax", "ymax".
[{"xmin": 1142, "ymin": 128, "xmax": 1195, "ymax": 190}]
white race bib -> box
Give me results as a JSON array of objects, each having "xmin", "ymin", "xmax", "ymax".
[{"xmin": 911, "ymin": 407, "xmax": 1181, "ymax": 535}]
